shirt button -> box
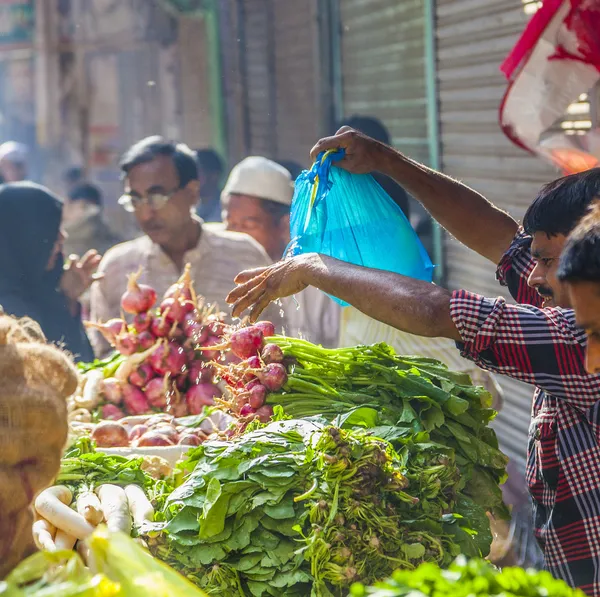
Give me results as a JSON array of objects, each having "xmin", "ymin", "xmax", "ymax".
[{"xmin": 534, "ymin": 428, "xmax": 541, "ymax": 440}]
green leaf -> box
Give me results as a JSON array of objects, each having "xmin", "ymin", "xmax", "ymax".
[
  {"xmin": 199, "ymin": 478, "xmax": 231, "ymax": 539},
  {"xmin": 402, "ymin": 543, "xmax": 426, "ymax": 560}
]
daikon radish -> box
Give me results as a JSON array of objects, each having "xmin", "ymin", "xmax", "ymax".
[
  {"xmin": 75, "ymin": 369, "xmax": 104, "ymax": 409},
  {"xmin": 32, "ymin": 518, "xmax": 56, "ymax": 551},
  {"xmin": 54, "ymin": 529, "xmax": 77, "ymax": 551},
  {"xmin": 76, "ymin": 490, "xmax": 104, "ymax": 526},
  {"xmin": 124, "ymin": 484, "xmax": 154, "ymax": 529},
  {"xmin": 77, "ymin": 540, "xmax": 94, "ymax": 568},
  {"xmin": 96, "ymin": 484, "xmax": 131, "ymax": 535},
  {"xmin": 34, "ymin": 486, "xmax": 94, "ymax": 540}
]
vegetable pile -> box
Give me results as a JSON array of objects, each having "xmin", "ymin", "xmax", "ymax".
[
  {"xmin": 72, "ymin": 264, "xmax": 236, "ymax": 423},
  {"xmin": 216, "ymin": 336, "xmax": 508, "ymax": 519},
  {"xmin": 349, "ymin": 555, "xmax": 585, "ymax": 597},
  {"xmin": 148, "ymin": 419, "xmax": 492, "ymax": 597},
  {"xmin": 31, "ymin": 438, "xmax": 173, "ymax": 559}
]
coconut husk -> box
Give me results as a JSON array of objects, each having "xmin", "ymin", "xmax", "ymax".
[{"xmin": 0, "ymin": 314, "xmax": 78, "ymax": 578}]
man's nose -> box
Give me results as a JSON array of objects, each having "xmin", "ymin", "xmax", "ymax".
[
  {"xmin": 136, "ymin": 203, "xmax": 155, "ymax": 222},
  {"xmin": 527, "ymin": 262, "xmax": 545, "ymax": 289},
  {"xmin": 585, "ymin": 339, "xmax": 600, "ymax": 374}
]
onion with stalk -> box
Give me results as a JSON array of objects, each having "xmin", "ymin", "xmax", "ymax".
[
  {"xmin": 84, "ymin": 318, "xmax": 125, "ymax": 346},
  {"xmin": 121, "ymin": 267, "xmax": 157, "ymax": 314},
  {"xmin": 197, "ymin": 325, "xmax": 266, "ymax": 360}
]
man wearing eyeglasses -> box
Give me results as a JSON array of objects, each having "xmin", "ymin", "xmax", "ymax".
[{"xmin": 88, "ymin": 136, "xmax": 281, "ymax": 356}]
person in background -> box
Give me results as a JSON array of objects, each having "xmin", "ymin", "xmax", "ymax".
[
  {"xmin": 222, "ymin": 156, "xmax": 340, "ymax": 348},
  {"xmin": 63, "ymin": 166, "xmax": 85, "ymax": 194},
  {"xmin": 63, "ymin": 183, "xmax": 122, "ymax": 257},
  {"xmin": 89, "ymin": 137, "xmax": 282, "ymax": 356},
  {"xmin": 0, "ymin": 142, "xmax": 29, "ymax": 183},
  {"xmin": 195, "ymin": 148, "xmax": 224, "ymax": 222},
  {"xmin": 0, "ymin": 183, "xmax": 95, "ymax": 361},
  {"xmin": 557, "ymin": 202, "xmax": 600, "ymax": 374}
]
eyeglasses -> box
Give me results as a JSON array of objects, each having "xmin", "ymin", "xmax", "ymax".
[{"xmin": 118, "ymin": 187, "xmax": 181, "ymax": 213}]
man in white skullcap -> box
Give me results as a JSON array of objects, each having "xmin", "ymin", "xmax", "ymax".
[
  {"xmin": 0, "ymin": 141, "xmax": 29, "ymax": 183},
  {"xmin": 222, "ymin": 156, "xmax": 340, "ymax": 347}
]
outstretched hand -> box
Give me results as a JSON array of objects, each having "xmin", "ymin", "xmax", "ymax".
[{"xmin": 226, "ymin": 256, "xmax": 312, "ymax": 322}]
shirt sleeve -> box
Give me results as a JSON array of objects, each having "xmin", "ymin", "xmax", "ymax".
[
  {"xmin": 450, "ymin": 289, "xmax": 600, "ymax": 408},
  {"xmin": 496, "ymin": 228, "xmax": 542, "ymax": 307}
]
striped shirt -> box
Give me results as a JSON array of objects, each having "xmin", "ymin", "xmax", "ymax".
[
  {"xmin": 450, "ymin": 229, "xmax": 600, "ymax": 596},
  {"xmin": 89, "ymin": 222, "xmax": 283, "ymax": 355}
]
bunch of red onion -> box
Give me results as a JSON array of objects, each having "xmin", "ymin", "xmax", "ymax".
[
  {"xmin": 85, "ymin": 264, "xmax": 228, "ymax": 419},
  {"xmin": 204, "ymin": 322, "xmax": 286, "ymax": 424}
]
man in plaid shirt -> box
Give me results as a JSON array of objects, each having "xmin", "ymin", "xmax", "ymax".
[{"xmin": 226, "ymin": 127, "xmax": 600, "ymax": 595}]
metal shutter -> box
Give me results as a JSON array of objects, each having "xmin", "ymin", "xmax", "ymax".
[
  {"xmin": 339, "ymin": 0, "xmax": 430, "ymax": 164},
  {"xmin": 272, "ymin": 0, "xmax": 319, "ymax": 167},
  {"xmin": 436, "ymin": 0, "xmax": 558, "ymax": 469}
]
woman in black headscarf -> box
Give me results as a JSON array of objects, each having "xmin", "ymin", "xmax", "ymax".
[{"xmin": 0, "ymin": 183, "xmax": 94, "ymax": 361}]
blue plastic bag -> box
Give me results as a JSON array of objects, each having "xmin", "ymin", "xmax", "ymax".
[{"xmin": 287, "ymin": 150, "xmax": 433, "ymax": 306}]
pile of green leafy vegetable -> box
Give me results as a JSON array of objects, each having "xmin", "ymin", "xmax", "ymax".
[
  {"xmin": 145, "ymin": 419, "xmax": 491, "ymax": 597},
  {"xmin": 58, "ymin": 437, "xmax": 173, "ymax": 509},
  {"xmin": 260, "ymin": 337, "xmax": 508, "ymax": 518},
  {"xmin": 348, "ymin": 555, "xmax": 585, "ymax": 596}
]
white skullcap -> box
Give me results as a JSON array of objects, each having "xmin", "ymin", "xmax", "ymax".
[
  {"xmin": 222, "ymin": 156, "xmax": 293, "ymax": 206},
  {"xmin": 0, "ymin": 141, "xmax": 28, "ymax": 163}
]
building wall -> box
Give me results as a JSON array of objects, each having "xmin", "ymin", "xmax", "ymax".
[{"xmin": 436, "ymin": 0, "xmax": 559, "ymax": 468}]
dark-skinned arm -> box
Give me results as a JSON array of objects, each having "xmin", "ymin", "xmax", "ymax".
[
  {"xmin": 311, "ymin": 128, "xmax": 519, "ymax": 264},
  {"xmin": 227, "ymin": 253, "xmax": 461, "ymax": 342}
]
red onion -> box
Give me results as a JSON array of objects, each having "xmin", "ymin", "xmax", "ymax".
[
  {"xmin": 161, "ymin": 297, "xmax": 189, "ymax": 324},
  {"xmin": 101, "ymin": 404, "xmax": 125, "ymax": 420},
  {"xmin": 122, "ymin": 384, "xmax": 150, "ymax": 415},
  {"xmin": 261, "ymin": 343, "xmax": 284, "ymax": 364},
  {"xmin": 163, "ymin": 263, "xmax": 194, "ymax": 301},
  {"xmin": 248, "ymin": 384, "xmax": 267, "ymax": 409},
  {"xmin": 239, "ymin": 404, "xmax": 256, "ymax": 417},
  {"xmin": 84, "ymin": 318, "xmax": 125, "ymax": 345},
  {"xmin": 255, "ymin": 405, "xmax": 274, "ymax": 423},
  {"xmin": 128, "ymin": 424, "xmax": 149, "ymax": 442},
  {"xmin": 255, "ymin": 363, "xmax": 288, "ymax": 391},
  {"xmin": 189, "ymin": 361, "xmax": 214, "ymax": 384},
  {"xmin": 137, "ymin": 331, "xmax": 156, "ymax": 351},
  {"xmin": 115, "ymin": 332, "xmax": 139, "ymax": 356},
  {"xmin": 150, "ymin": 313, "xmax": 171, "ymax": 338},
  {"xmin": 200, "ymin": 336, "xmax": 224, "ymax": 362},
  {"xmin": 179, "ymin": 433, "xmax": 202, "ymax": 446},
  {"xmin": 145, "ymin": 377, "xmax": 168, "ymax": 408},
  {"xmin": 132, "ymin": 312, "xmax": 152, "ymax": 333},
  {"xmin": 183, "ymin": 319, "xmax": 209, "ymax": 344},
  {"xmin": 150, "ymin": 341, "xmax": 188, "ymax": 376},
  {"xmin": 129, "ymin": 363, "xmax": 155, "ymax": 388},
  {"xmin": 186, "ymin": 383, "xmax": 222, "ymax": 414},
  {"xmin": 102, "ymin": 378, "xmax": 123, "ymax": 404},
  {"xmin": 254, "ymin": 321, "xmax": 275, "ymax": 338},
  {"xmin": 137, "ymin": 431, "xmax": 174, "ymax": 447},
  {"xmin": 121, "ymin": 268, "xmax": 157, "ymax": 314}
]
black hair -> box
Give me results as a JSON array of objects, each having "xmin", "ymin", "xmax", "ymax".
[
  {"xmin": 64, "ymin": 166, "xmax": 84, "ymax": 185},
  {"xmin": 68, "ymin": 182, "xmax": 102, "ymax": 207},
  {"xmin": 260, "ymin": 198, "xmax": 290, "ymax": 224},
  {"xmin": 523, "ymin": 168, "xmax": 600, "ymax": 236},
  {"xmin": 195, "ymin": 148, "xmax": 224, "ymax": 174},
  {"xmin": 120, "ymin": 136, "xmax": 198, "ymax": 187},
  {"xmin": 557, "ymin": 204, "xmax": 600, "ymax": 283},
  {"xmin": 275, "ymin": 159, "xmax": 303, "ymax": 180},
  {"xmin": 337, "ymin": 115, "xmax": 391, "ymax": 146}
]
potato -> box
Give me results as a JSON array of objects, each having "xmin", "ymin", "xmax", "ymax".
[
  {"xmin": 137, "ymin": 430, "xmax": 175, "ymax": 447},
  {"xmin": 128, "ymin": 424, "xmax": 149, "ymax": 442},
  {"xmin": 91, "ymin": 421, "xmax": 129, "ymax": 448},
  {"xmin": 178, "ymin": 433, "xmax": 201, "ymax": 446}
]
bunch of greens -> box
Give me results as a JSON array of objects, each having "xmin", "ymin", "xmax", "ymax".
[
  {"xmin": 147, "ymin": 420, "xmax": 491, "ymax": 597},
  {"xmin": 58, "ymin": 438, "xmax": 173, "ymax": 508},
  {"xmin": 349, "ymin": 556, "xmax": 585, "ymax": 597},
  {"xmin": 259, "ymin": 337, "xmax": 508, "ymax": 518}
]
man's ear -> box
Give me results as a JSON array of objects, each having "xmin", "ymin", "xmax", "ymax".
[{"xmin": 185, "ymin": 179, "xmax": 200, "ymax": 204}]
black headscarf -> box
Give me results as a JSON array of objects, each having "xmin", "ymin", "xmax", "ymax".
[{"xmin": 0, "ymin": 182, "xmax": 94, "ymax": 361}]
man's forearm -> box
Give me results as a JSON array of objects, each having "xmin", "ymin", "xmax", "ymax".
[
  {"xmin": 377, "ymin": 144, "xmax": 519, "ymax": 264},
  {"xmin": 304, "ymin": 254, "xmax": 461, "ymax": 341}
]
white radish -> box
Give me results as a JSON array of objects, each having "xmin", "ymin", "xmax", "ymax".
[
  {"xmin": 34, "ymin": 486, "xmax": 95, "ymax": 540},
  {"xmin": 125, "ymin": 484, "xmax": 154, "ymax": 529},
  {"xmin": 96, "ymin": 484, "xmax": 131, "ymax": 535},
  {"xmin": 77, "ymin": 540, "xmax": 94, "ymax": 569},
  {"xmin": 54, "ymin": 530, "xmax": 77, "ymax": 551},
  {"xmin": 75, "ymin": 370, "xmax": 104, "ymax": 409},
  {"xmin": 32, "ymin": 518, "xmax": 56, "ymax": 551},
  {"xmin": 77, "ymin": 490, "xmax": 104, "ymax": 526}
]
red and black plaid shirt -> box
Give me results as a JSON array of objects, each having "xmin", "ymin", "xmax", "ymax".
[{"xmin": 450, "ymin": 230, "xmax": 600, "ymax": 596}]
